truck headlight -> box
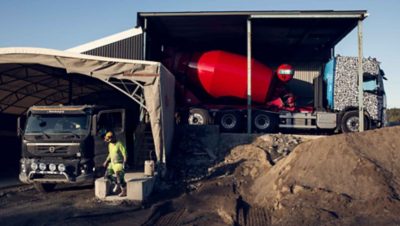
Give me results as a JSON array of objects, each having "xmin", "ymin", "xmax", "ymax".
[
  {"xmin": 31, "ymin": 162, "xmax": 38, "ymax": 171},
  {"xmin": 21, "ymin": 162, "xmax": 26, "ymax": 171},
  {"xmin": 58, "ymin": 164, "xmax": 66, "ymax": 172},
  {"xmin": 39, "ymin": 163, "xmax": 46, "ymax": 171},
  {"xmin": 49, "ymin": 163, "xmax": 56, "ymax": 172}
]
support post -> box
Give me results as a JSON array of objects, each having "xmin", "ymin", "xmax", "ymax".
[
  {"xmin": 143, "ymin": 18, "xmax": 147, "ymax": 60},
  {"xmin": 358, "ymin": 19, "xmax": 364, "ymax": 132},
  {"xmin": 247, "ymin": 18, "xmax": 252, "ymax": 134},
  {"xmin": 68, "ymin": 76, "xmax": 72, "ymax": 105}
]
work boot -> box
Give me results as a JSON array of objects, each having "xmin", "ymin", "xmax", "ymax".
[{"xmin": 118, "ymin": 186, "xmax": 127, "ymax": 197}]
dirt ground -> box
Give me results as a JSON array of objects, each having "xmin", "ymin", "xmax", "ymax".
[{"xmin": 1, "ymin": 126, "xmax": 400, "ymax": 226}]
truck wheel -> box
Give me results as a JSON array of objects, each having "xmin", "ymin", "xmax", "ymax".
[
  {"xmin": 188, "ymin": 108, "xmax": 211, "ymax": 125},
  {"xmin": 253, "ymin": 111, "xmax": 278, "ymax": 133},
  {"xmin": 218, "ymin": 111, "xmax": 242, "ymax": 132},
  {"xmin": 34, "ymin": 182, "xmax": 56, "ymax": 193},
  {"xmin": 341, "ymin": 110, "xmax": 370, "ymax": 133}
]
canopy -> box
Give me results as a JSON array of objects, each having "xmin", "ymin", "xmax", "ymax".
[
  {"xmin": 138, "ymin": 10, "xmax": 367, "ymax": 62},
  {"xmin": 0, "ymin": 47, "xmax": 175, "ymax": 164}
]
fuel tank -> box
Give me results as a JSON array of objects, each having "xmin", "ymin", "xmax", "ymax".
[{"xmin": 181, "ymin": 50, "xmax": 274, "ymax": 103}]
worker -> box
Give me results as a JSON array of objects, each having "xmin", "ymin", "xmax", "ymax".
[{"xmin": 103, "ymin": 131, "xmax": 127, "ymax": 197}]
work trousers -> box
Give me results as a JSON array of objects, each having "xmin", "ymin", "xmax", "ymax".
[{"xmin": 105, "ymin": 163, "xmax": 126, "ymax": 188}]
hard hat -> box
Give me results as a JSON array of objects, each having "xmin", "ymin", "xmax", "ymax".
[{"xmin": 104, "ymin": 131, "xmax": 114, "ymax": 142}]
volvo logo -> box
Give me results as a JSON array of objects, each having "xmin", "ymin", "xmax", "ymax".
[{"xmin": 49, "ymin": 146, "xmax": 56, "ymax": 153}]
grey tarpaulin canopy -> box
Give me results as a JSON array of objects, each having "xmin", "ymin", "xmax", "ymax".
[{"xmin": 0, "ymin": 47, "xmax": 175, "ymax": 164}]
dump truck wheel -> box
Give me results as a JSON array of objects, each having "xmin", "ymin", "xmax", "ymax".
[
  {"xmin": 341, "ymin": 110, "xmax": 370, "ymax": 133},
  {"xmin": 188, "ymin": 108, "xmax": 211, "ymax": 125},
  {"xmin": 253, "ymin": 111, "xmax": 278, "ymax": 133},
  {"xmin": 218, "ymin": 111, "xmax": 242, "ymax": 132},
  {"xmin": 34, "ymin": 182, "xmax": 56, "ymax": 193}
]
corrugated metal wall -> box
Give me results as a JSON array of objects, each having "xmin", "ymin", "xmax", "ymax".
[
  {"xmin": 83, "ymin": 34, "xmax": 144, "ymax": 60},
  {"xmin": 287, "ymin": 62, "xmax": 323, "ymax": 105}
]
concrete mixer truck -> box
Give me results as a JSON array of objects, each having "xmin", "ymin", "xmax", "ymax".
[
  {"xmin": 64, "ymin": 11, "xmax": 384, "ymax": 134},
  {"xmin": 131, "ymin": 11, "xmax": 387, "ymax": 134},
  {"xmin": 164, "ymin": 50, "xmax": 386, "ymax": 133}
]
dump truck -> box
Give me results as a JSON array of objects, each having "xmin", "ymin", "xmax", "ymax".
[{"xmin": 18, "ymin": 105, "xmax": 132, "ymax": 192}]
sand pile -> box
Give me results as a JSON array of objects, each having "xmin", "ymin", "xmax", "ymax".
[{"xmin": 251, "ymin": 126, "xmax": 400, "ymax": 225}]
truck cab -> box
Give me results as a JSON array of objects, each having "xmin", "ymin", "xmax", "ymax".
[{"xmin": 19, "ymin": 105, "xmax": 127, "ymax": 192}]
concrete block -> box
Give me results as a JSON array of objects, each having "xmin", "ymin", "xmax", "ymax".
[
  {"xmin": 95, "ymin": 177, "xmax": 111, "ymax": 199},
  {"xmin": 126, "ymin": 174, "xmax": 156, "ymax": 201}
]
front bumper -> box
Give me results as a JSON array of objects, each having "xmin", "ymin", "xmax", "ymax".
[
  {"xmin": 19, "ymin": 171, "xmax": 93, "ymax": 184},
  {"xmin": 19, "ymin": 158, "xmax": 94, "ymax": 185}
]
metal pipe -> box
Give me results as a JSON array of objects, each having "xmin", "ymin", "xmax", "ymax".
[
  {"xmin": 358, "ymin": 19, "xmax": 364, "ymax": 132},
  {"xmin": 247, "ymin": 18, "xmax": 252, "ymax": 134}
]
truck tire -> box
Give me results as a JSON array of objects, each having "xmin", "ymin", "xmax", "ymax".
[
  {"xmin": 341, "ymin": 110, "xmax": 370, "ymax": 133},
  {"xmin": 218, "ymin": 111, "xmax": 242, "ymax": 132},
  {"xmin": 253, "ymin": 111, "xmax": 278, "ymax": 133},
  {"xmin": 34, "ymin": 182, "xmax": 56, "ymax": 193},
  {"xmin": 188, "ymin": 108, "xmax": 211, "ymax": 125}
]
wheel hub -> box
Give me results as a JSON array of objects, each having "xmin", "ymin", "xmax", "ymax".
[
  {"xmin": 255, "ymin": 115, "xmax": 270, "ymax": 129},
  {"xmin": 346, "ymin": 116, "xmax": 359, "ymax": 132},
  {"xmin": 221, "ymin": 114, "xmax": 237, "ymax": 129},
  {"xmin": 189, "ymin": 113, "xmax": 204, "ymax": 125}
]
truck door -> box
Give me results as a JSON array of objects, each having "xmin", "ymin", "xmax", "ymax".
[{"xmin": 93, "ymin": 109, "xmax": 126, "ymax": 171}]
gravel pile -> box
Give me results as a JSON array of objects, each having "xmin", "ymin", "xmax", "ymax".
[
  {"xmin": 333, "ymin": 56, "xmax": 382, "ymax": 120},
  {"xmin": 252, "ymin": 133, "xmax": 302, "ymax": 164},
  {"xmin": 174, "ymin": 130, "xmax": 303, "ymax": 184}
]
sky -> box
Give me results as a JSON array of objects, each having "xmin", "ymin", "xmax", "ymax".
[{"xmin": 0, "ymin": 0, "xmax": 399, "ymax": 107}]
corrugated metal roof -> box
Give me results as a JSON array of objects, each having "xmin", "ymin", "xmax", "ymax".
[
  {"xmin": 82, "ymin": 34, "xmax": 144, "ymax": 60},
  {"xmin": 66, "ymin": 28, "xmax": 142, "ymax": 53}
]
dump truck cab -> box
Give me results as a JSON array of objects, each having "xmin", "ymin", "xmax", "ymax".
[{"xmin": 19, "ymin": 105, "xmax": 126, "ymax": 192}]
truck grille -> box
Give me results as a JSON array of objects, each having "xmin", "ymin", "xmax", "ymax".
[
  {"xmin": 27, "ymin": 143, "xmax": 80, "ymax": 156},
  {"xmin": 36, "ymin": 145, "xmax": 69, "ymax": 154}
]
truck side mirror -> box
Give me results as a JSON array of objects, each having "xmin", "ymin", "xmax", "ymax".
[
  {"xmin": 377, "ymin": 89, "xmax": 385, "ymax": 96},
  {"xmin": 91, "ymin": 115, "xmax": 97, "ymax": 136}
]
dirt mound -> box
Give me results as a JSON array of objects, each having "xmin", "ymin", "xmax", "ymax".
[
  {"xmin": 148, "ymin": 133, "xmax": 304, "ymax": 225},
  {"xmin": 252, "ymin": 126, "xmax": 400, "ymax": 225},
  {"xmin": 156, "ymin": 127, "xmax": 400, "ymax": 225}
]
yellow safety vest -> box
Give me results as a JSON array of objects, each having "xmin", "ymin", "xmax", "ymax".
[{"xmin": 107, "ymin": 141, "xmax": 127, "ymax": 164}]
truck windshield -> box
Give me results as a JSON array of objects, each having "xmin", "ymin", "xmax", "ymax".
[{"xmin": 25, "ymin": 114, "xmax": 90, "ymax": 135}]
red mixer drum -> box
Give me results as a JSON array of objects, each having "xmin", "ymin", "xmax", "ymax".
[{"xmin": 185, "ymin": 50, "xmax": 274, "ymax": 103}]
